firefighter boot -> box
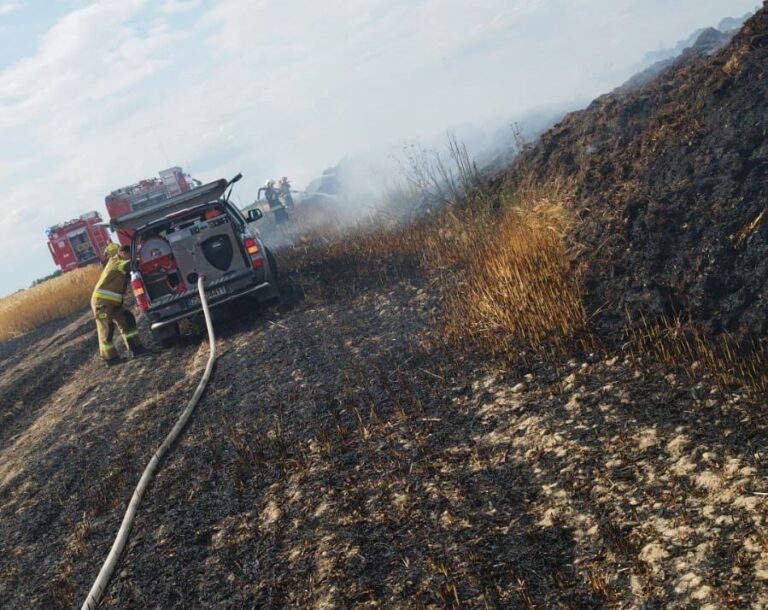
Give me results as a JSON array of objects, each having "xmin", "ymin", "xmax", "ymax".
[
  {"xmin": 120, "ymin": 311, "xmax": 147, "ymax": 357},
  {"xmin": 130, "ymin": 342, "xmax": 149, "ymax": 357},
  {"xmin": 122, "ymin": 332, "xmax": 147, "ymax": 358}
]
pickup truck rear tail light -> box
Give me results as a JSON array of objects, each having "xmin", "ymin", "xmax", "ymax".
[
  {"xmin": 244, "ymin": 237, "xmax": 259, "ymax": 255},
  {"xmin": 131, "ymin": 274, "xmax": 149, "ymax": 310},
  {"xmin": 243, "ymin": 237, "xmax": 264, "ymax": 269}
]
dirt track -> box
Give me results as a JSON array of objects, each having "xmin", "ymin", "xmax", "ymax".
[{"xmin": 1, "ymin": 250, "xmax": 768, "ymax": 609}]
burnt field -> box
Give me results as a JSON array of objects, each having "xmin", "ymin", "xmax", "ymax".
[
  {"xmin": 4, "ymin": 10, "xmax": 768, "ymax": 608},
  {"xmin": 503, "ymin": 8, "xmax": 768, "ymax": 345},
  {"xmin": 1, "ymin": 212, "xmax": 767, "ymax": 609}
]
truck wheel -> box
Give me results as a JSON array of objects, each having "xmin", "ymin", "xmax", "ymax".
[
  {"xmin": 277, "ymin": 277, "xmax": 304, "ymax": 311},
  {"xmin": 266, "ymin": 248, "xmax": 279, "ymax": 281},
  {"xmin": 151, "ymin": 322, "xmax": 180, "ymax": 348},
  {"xmin": 254, "ymin": 248, "xmax": 281, "ymax": 308}
]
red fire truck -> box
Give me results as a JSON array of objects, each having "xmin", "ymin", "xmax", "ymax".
[
  {"xmin": 105, "ymin": 167, "xmax": 199, "ymax": 245},
  {"xmin": 46, "ymin": 211, "xmax": 112, "ymax": 273}
]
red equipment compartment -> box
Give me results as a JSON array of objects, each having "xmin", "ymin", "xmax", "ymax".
[
  {"xmin": 137, "ymin": 236, "xmax": 186, "ymax": 299},
  {"xmin": 138, "ymin": 237, "xmax": 174, "ymax": 273}
]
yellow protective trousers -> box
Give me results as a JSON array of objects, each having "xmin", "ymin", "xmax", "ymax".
[{"xmin": 91, "ymin": 298, "xmax": 141, "ymax": 361}]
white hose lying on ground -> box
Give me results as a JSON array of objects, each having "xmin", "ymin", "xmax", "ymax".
[{"xmin": 81, "ymin": 276, "xmax": 217, "ymax": 610}]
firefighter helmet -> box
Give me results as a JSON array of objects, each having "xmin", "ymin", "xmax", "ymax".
[{"xmin": 104, "ymin": 242, "xmax": 119, "ymax": 257}]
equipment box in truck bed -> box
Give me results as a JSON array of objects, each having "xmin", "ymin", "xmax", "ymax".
[{"xmin": 111, "ymin": 174, "xmax": 279, "ymax": 346}]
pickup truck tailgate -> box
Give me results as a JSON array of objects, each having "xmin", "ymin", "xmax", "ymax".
[{"xmin": 167, "ymin": 215, "xmax": 248, "ymax": 284}]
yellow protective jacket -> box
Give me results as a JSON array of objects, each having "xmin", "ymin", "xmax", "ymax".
[{"xmin": 92, "ymin": 256, "xmax": 130, "ymax": 304}]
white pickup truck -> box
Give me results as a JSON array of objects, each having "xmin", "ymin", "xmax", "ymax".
[{"xmin": 111, "ymin": 174, "xmax": 279, "ymax": 346}]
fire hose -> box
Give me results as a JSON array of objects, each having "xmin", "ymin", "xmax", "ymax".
[{"xmin": 81, "ymin": 276, "xmax": 217, "ymax": 610}]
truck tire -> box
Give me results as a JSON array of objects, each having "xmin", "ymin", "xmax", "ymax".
[
  {"xmin": 277, "ymin": 277, "xmax": 303, "ymax": 311},
  {"xmin": 151, "ymin": 322, "xmax": 180, "ymax": 348},
  {"xmin": 266, "ymin": 248, "xmax": 278, "ymax": 281},
  {"xmin": 253, "ymin": 248, "xmax": 281, "ymax": 308}
]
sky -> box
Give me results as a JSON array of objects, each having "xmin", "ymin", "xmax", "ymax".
[{"xmin": 0, "ymin": 0, "xmax": 758, "ymax": 296}]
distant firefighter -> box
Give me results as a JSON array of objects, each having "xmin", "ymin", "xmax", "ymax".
[
  {"xmin": 258, "ymin": 178, "xmax": 290, "ymax": 224},
  {"xmin": 278, "ymin": 176, "xmax": 294, "ymax": 210},
  {"xmin": 91, "ymin": 245, "xmax": 146, "ymax": 365}
]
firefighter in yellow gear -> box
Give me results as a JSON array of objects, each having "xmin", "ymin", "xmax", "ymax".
[
  {"xmin": 91, "ymin": 244, "xmax": 145, "ymax": 364},
  {"xmin": 103, "ymin": 241, "xmax": 119, "ymax": 262}
]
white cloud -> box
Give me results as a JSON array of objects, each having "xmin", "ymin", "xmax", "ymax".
[
  {"xmin": 0, "ymin": 1, "xmax": 174, "ymax": 130},
  {"xmin": 0, "ymin": 1, "xmax": 22, "ymax": 17},
  {"xmin": 161, "ymin": 0, "xmax": 201, "ymax": 14}
]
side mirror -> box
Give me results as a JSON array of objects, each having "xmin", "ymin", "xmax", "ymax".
[{"xmin": 246, "ymin": 208, "xmax": 263, "ymax": 222}]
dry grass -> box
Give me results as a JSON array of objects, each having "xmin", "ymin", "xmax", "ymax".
[
  {"xmin": 729, "ymin": 209, "xmax": 765, "ymax": 248},
  {"xmin": 627, "ymin": 313, "xmax": 768, "ymax": 396},
  {"xmin": 425, "ymin": 178, "xmax": 591, "ymax": 358},
  {"xmin": 276, "ymin": 203, "xmax": 433, "ymax": 299},
  {"xmin": 723, "ymin": 44, "xmax": 748, "ymax": 77},
  {"xmin": 286, "ymin": 219, "xmax": 430, "ymax": 272},
  {"xmin": 0, "ymin": 265, "xmax": 101, "ymax": 342},
  {"xmin": 270, "ymin": 174, "xmax": 768, "ymax": 396},
  {"xmin": 279, "ymin": 177, "xmax": 590, "ymax": 360},
  {"xmin": 47, "ymin": 517, "xmax": 93, "ymax": 610}
]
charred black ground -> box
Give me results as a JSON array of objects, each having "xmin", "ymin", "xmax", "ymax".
[
  {"xmin": 2, "ymin": 253, "xmax": 768, "ymax": 609},
  {"xmin": 503, "ymin": 8, "xmax": 768, "ymax": 342}
]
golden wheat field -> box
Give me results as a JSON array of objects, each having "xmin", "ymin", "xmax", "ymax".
[{"xmin": 0, "ymin": 265, "xmax": 101, "ymax": 342}]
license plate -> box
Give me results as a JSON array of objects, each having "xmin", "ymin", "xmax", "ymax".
[{"xmin": 189, "ymin": 285, "xmax": 227, "ymax": 307}]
